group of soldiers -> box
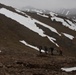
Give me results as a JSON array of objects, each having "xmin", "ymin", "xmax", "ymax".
[{"xmin": 38, "ymin": 46, "xmax": 62, "ymax": 55}]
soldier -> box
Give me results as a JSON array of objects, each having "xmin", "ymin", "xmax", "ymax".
[
  {"xmin": 59, "ymin": 49, "xmax": 62, "ymax": 55},
  {"xmin": 58, "ymin": 47, "xmax": 63, "ymax": 55},
  {"xmin": 59, "ymin": 50, "xmax": 62, "ymax": 55},
  {"xmin": 44, "ymin": 46, "xmax": 48, "ymax": 54},
  {"xmin": 38, "ymin": 46, "xmax": 42, "ymax": 54},
  {"xmin": 49, "ymin": 47, "xmax": 54, "ymax": 55}
]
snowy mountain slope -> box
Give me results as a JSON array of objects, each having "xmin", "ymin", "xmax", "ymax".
[
  {"xmin": 55, "ymin": 8, "xmax": 76, "ymax": 20},
  {"xmin": 0, "ymin": 3, "xmax": 76, "ymax": 56}
]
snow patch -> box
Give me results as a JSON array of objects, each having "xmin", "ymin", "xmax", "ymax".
[
  {"xmin": 66, "ymin": 11, "xmax": 69, "ymax": 15},
  {"xmin": 0, "ymin": 8, "xmax": 60, "ymax": 47},
  {"xmin": 15, "ymin": 9, "xmax": 23, "ymax": 13},
  {"xmin": 47, "ymin": 36, "xmax": 59, "ymax": 47},
  {"xmin": 51, "ymin": 16, "xmax": 76, "ymax": 31},
  {"xmin": 15, "ymin": 9, "xmax": 59, "ymax": 35},
  {"xmin": 15, "ymin": 9, "xmax": 61, "ymax": 36},
  {"xmin": 61, "ymin": 67, "xmax": 76, "ymax": 72},
  {"xmin": 62, "ymin": 10, "xmax": 65, "ymax": 14},
  {"xmin": 0, "ymin": 8, "xmax": 60, "ymax": 36},
  {"xmin": 15, "ymin": 9, "xmax": 26, "ymax": 15},
  {"xmin": 20, "ymin": 40, "xmax": 38, "ymax": 50},
  {"xmin": 0, "ymin": 50, "xmax": 1, "ymax": 53},
  {"xmin": 0, "ymin": 8, "xmax": 45, "ymax": 37},
  {"xmin": 33, "ymin": 9, "xmax": 43, "ymax": 14},
  {"xmin": 15, "ymin": 9, "xmax": 30, "ymax": 18},
  {"xmin": 20, "ymin": 40, "xmax": 45, "ymax": 52},
  {"xmin": 25, "ymin": 9, "xmax": 30, "ymax": 12},
  {"xmin": 62, "ymin": 33, "xmax": 74, "ymax": 40},
  {"xmin": 66, "ymin": 19, "xmax": 76, "ymax": 30},
  {"xmin": 37, "ymin": 13, "xmax": 48, "ymax": 18},
  {"xmin": 50, "ymin": 12, "xmax": 57, "ymax": 17},
  {"xmin": 34, "ymin": 19, "xmax": 61, "ymax": 36}
]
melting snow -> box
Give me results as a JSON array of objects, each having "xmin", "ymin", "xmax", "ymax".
[
  {"xmin": 62, "ymin": 33, "xmax": 74, "ymax": 40},
  {"xmin": 32, "ymin": 9, "xmax": 43, "ymax": 14},
  {"xmin": 20, "ymin": 40, "xmax": 45, "ymax": 52},
  {"xmin": 66, "ymin": 19, "xmax": 76, "ymax": 30},
  {"xmin": 51, "ymin": 16, "xmax": 76, "ymax": 31},
  {"xmin": 20, "ymin": 40, "xmax": 38, "ymax": 50},
  {"xmin": 50, "ymin": 12, "xmax": 57, "ymax": 17},
  {"xmin": 15, "ymin": 9, "xmax": 33, "ymax": 19},
  {"xmin": 37, "ymin": 13, "xmax": 48, "ymax": 18},
  {"xmin": 15, "ymin": 9, "xmax": 24, "ymax": 13},
  {"xmin": 23, "ymin": 9, "xmax": 30, "ymax": 12},
  {"xmin": 0, "ymin": 8, "xmax": 60, "ymax": 47},
  {"xmin": 16, "ymin": 9, "xmax": 60, "ymax": 36},
  {"xmin": 15, "ymin": 9, "xmax": 27, "ymax": 15},
  {"xmin": 66, "ymin": 11, "xmax": 69, "ymax": 15},
  {"xmin": 16, "ymin": 8, "xmax": 60, "ymax": 36},
  {"xmin": 47, "ymin": 36, "xmax": 59, "ymax": 47},
  {"xmin": 61, "ymin": 67, "xmax": 76, "ymax": 72},
  {"xmin": 0, "ymin": 8, "xmax": 60, "ymax": 36},
  {"xmin": 34, "ymin": 19, "xmax": 61, "ymax": 36},
  {"xmin": 0, "ymin": 50, "xmax": 1, "ymax": 53},
  {"xmin": 62, "ymin": 10, "xmax": 65, "ymax": 14},
  {"xmin": 0, "ymin": 8, "xmax": 45, "ymax": 37}
]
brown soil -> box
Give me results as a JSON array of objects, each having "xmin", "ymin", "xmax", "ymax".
[
  {"xmin": 0, "ymin": 3, "xmax": 76, "ymax": 75},
  {"xmin": 0, "ymin": 51, "xmax": 76, "ymax": 75}
]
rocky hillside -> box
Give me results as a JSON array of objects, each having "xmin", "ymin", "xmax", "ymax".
[
  {"xmin": 0, "ymin": 3, "xmax": 76, "ymax": 75},
  {"xmin": 0, "ymin": 3, "xmax": 76, "ymax": 56}
]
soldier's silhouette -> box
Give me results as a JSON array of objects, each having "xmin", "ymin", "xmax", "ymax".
[
  {"xmin": 38, "ymin": 46, "xmax": 42, "ymax": 53},
  {"xmin": 44, "ymin": 46, "xmax": 48, "ymax": 54},
  {"xmin": 59, "ymin": 50, "xmax": 62, "ymax": 55},
  {"xmin": 58, "ymin": 47, "xmax": 63, "ymax": 55},
  {"xmin": 49, "ymin": 47, "xmax": 54, "ymax": 55}
]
